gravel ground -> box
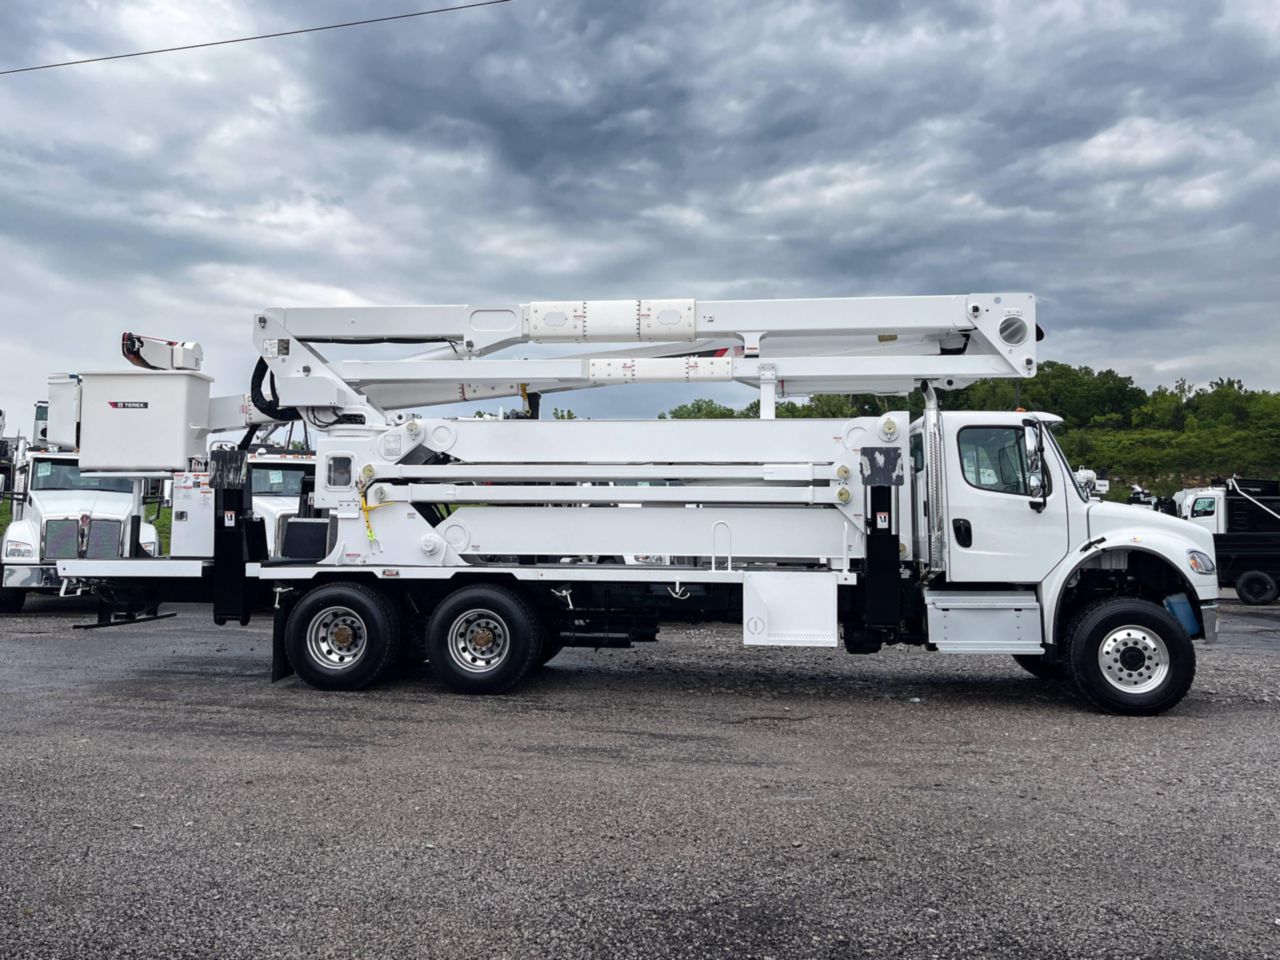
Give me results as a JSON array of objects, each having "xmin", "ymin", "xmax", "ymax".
[{"xmin": 1, "ymin": 595, "xmax": 1278, "ymax": 960}]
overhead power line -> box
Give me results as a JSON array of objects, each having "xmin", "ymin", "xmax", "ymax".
[{"xmin": 0, "ymin": 0, "xmax": 512, "ymax": 77}]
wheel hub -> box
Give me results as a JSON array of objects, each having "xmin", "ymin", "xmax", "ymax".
[
  {"xmin": 448, "ymin": 610, "xmax": 510, "ymax": 673},
  {"xmin": 305, "ymin": 606, "xmax": 368, "ymax": 670},
  {"xmin": 1098, "ymin": 625, "xmax": 1169, "ymax": 695}
]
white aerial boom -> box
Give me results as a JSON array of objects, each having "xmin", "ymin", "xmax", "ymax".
[
  {"xmin": 246, "ymin": 293, "xmax": 1038, "ymax": 425},
  {"xmin": 116, "ymin": 294, "xmax": 1037, "ymax": 428}
]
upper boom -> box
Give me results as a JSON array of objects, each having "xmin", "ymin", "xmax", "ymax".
[{"xmin": 249, "ymin": 293, "xmax": 1038, "ymax": 426}]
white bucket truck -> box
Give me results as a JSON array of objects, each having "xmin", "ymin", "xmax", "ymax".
[
  {"xmin": 1, "ymin": 376, "xmax": 162, "ymax": 613},
  {"xmin": 1, "ymin": 449, "xmax": 161, "ymax": 613},
  {"xmin": 54, "ymin": 293, "xmax": 1219, "ymax": 714}
]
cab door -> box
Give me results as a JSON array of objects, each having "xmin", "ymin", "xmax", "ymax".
[
  {"xmin": 941, "ymin": 413, "xmax": 1069, "ymax": 583},
  {"xmin": 1187, "ymin": 493, "xmax": 1222, "ymax": 534}
]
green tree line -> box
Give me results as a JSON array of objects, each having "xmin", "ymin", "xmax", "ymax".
[{"xmin": 658, "ymin": 362, "xmax": 1280, "ymax": 497}]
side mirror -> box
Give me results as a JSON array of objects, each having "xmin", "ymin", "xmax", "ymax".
[{"xmin": 1023, "ymin": 419, "xmax": 1049, "ymax": 513}]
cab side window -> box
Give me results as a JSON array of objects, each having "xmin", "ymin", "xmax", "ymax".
[
  {"xmin": 909, "ymin": 433, "xmax": 925, "ymax": 474},
  {"xmin": 1191, "ymin": 497, "xmax": 1216, "ymax": 518},
  {"xmin": 958, "ymin": 427, "xmax": 1029, "ymax": 496}
]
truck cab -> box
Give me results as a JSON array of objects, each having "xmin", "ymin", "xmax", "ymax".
[
  {"xmin": 1, "ymin": 452, "xmax": 158, "ymax": 612},
  {"xmin": 245, "ymin": 453, "xmax": 315, "ymax": 557},
  {"xmin": 907, "ymin": 408, "xmax": 1219, "ymax": 710},
  {"xmin": 1180, "ymin": 488, "xmax": 1225, "ymax": 534}
]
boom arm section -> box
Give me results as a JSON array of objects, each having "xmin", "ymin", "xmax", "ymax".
[{"xmin": 251, "ymin": 293, "xmax": 1038, "ymax": 426}]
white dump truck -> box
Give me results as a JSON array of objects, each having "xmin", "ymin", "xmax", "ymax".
[
  {"xmin": 1177, "ymin": 478, "xmax": 1280, "ymax": 605},
  {"xmin": 53, "ymin": 294, "xmax": 1219, "ymax": 714}
]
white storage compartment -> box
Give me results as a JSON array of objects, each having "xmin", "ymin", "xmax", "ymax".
[
  {"xmin": 77, "ymin": 371, "xmax": 212, "ymax": 471},
  {"xmin": 45, "ymin": 374, "xmax": 82, "ymax": 449},
  {"xmin": 742, "ymin": 571, "xmax": 839, "ymax": 647},
  {"xmin": 170, "ymin": 472, "xmax": 215, "ymax": 558},
  {"xmin": 924, "ymin": 590, "xmax": 1042, "ymax": 654}
]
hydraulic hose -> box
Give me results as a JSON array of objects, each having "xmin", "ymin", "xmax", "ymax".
[{"xmin": 250, "ymin": 358, "xmax": 300, "ymax": 423}]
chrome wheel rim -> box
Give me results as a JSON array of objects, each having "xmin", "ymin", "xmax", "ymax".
[
  {"xmin": 1098, "ymin": 625, "xmax": 1169, "ymax": 694},
  {"xmin": 305, "ymin": 606, "xmax": 368, "ymax": 671},
  {"xmin": 447, "ymin": 609, "xmax": 510, "ymax": 674}
]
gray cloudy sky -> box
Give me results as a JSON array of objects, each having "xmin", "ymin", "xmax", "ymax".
[{"xmin": 1, "ymin": 0, "xmax": 1278, "ymax": 429}]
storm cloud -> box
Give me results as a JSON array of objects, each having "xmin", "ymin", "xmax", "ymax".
[{"xmin": 1, "ymin": 0, "xmax": 1277, "ymax": 426}]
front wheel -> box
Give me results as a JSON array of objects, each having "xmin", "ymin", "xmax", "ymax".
[
  {"xmin": 1236, "ymin": 570, "xmax": 1278, "ymax": 606},
  {"xmin": 426, "ymin": 585, "xmax": 542, "ymax": 694},
  {"xmin": 1065, "ymin": 598, "xmax": 1195, "ymax": 715}
]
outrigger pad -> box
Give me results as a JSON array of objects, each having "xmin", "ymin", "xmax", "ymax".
[
  {"xmin": 860, "ymin": 446, "xmax": 904, "ymax": 486},
  {"xmin": 210, "ymin": 448, "xmax": 249, "ymax": 490}
]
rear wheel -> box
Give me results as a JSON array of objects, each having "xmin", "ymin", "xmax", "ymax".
[
  {"xmin": 0, "ymin": 587, "xmax": 26, "ymax": 614},
  {"xmin": 1065, "ymin": 598, "xmax": 1195, "ymax": 715},
  {"xmin": 1236, "ymin": 570, "xmax": 1278, "ymax": 606},
  {"xmin": 285, "ymin": 582, "xmax": 401, "ymax": 690},
  {"xmin": 426, "ymin": 585, "xmax": 542, "ymax": 694},
  {"xmin": 1012, "ymin": 652, "xmax": 1066, "ymax": 681}
]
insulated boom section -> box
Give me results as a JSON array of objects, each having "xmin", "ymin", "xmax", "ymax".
[{"xmin": 314, "ymin": 414, "xmax": 911, "ymax": 571}]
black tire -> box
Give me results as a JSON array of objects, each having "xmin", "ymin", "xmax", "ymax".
[
  {"xmin": 0, "ymin": 586, "xmax": 24, "ymax": 616},
  {"xmin": 284, "ymin": 582, "xmax": 401, "ymax": 691},
  {"xmin": 0, "ymin": 587, "xmax": 26, "ymax": 615},
  {"xmin": 1236, "ymin": 570, "xmax": 1278, "ymax": 606},
  {"xmin": 425, "ymin": 584, "xmax": 542, "ymax": 694},
  {"xmin": 538, "ymin": 640, "xmax": 565, "ymax": 667},
  {"xmin": 1012, "ymin": 652, "xmax": 1067, "ymax": 681},
  {"xmin": 1064, "ymin": 598, "xmax": 1195, "ymax": 716}
]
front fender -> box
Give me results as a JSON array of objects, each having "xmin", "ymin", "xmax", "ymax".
[
  {"xmin": 1040, "ymin": 527, "xmax": 1219, "ymax": 644},
  {"xmin": 2, "ymin": 519, "xmax": 39, "ymax": 556}
]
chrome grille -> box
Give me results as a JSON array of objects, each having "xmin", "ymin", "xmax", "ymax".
[
  {"xmin": 43, "ymin": 520, "xmax": 79, "ymax": 560},
  {"xmin": 86, "ymin": 520, "xmax": 123, "ymax": 559},
  {"xmin": 41, "ymin": 518, "xmax": 124, "ymax": 560}
]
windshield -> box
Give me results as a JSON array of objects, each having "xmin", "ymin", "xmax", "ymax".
[
  {"xmin": 250, "ymin": 465, "xmax": 311, "ymax": 497},
  {"xmin": 31, "ymin": 460, "xmax": 134, "ymax": 494},
  {"xmin": 1044, "ymin": 429, "xmax": 1090, "ymax": 503}
]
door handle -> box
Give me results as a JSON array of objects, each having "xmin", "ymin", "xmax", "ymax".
[{"xmin": 952, "ymin": 518, "xmax": 972, "ymax": 548}]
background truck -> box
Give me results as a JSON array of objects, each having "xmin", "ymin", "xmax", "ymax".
[
  {"xmin": 1, "ymin": 449, "xmax": 160, "ymax": 613},
  {"xmin": 52, "ymin": 293, "xmax": 1219, "ymax": 714},
  {"xmin": 1179, "ymin": 477, "xmax": 1280, "ymax": 605}
]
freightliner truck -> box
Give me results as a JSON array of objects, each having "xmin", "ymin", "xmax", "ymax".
[{"xmin": 51, "ymin": 294, "xmax": 1219, "ymax": 714}]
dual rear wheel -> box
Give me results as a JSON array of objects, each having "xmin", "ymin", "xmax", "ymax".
[{"xmin": 285, "ymin": 582, "xmax": 543, "ymax": 694}]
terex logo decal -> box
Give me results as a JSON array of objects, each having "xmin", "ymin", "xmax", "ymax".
[{"xmin": 108, "ymin": 401, "xmax": 149, "ymax": 409}]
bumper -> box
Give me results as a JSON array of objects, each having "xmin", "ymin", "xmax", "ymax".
[
  {"xmin": 2, "ymin": 564, "xmax": 63, "ymax": 590},
  {"xmin": 1200, "ymin": 602, "xmax": 1219, "ymax": 644}
]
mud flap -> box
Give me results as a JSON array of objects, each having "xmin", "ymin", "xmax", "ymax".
[{"xmin": 270, "ymin": 602, "xmax": 294, "ymax": 682}]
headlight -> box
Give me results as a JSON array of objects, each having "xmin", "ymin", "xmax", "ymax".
[
  {"xmin": 1187, "ymin": 550, "xmax": 1216, "ymax": 575},
  {"xmin": 4, "ymin": 541, "xmax": 35, "ymax": 559},
  {"xmin": 140, "ymin": 541, "xmax": 157, "ymax": 556}
]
